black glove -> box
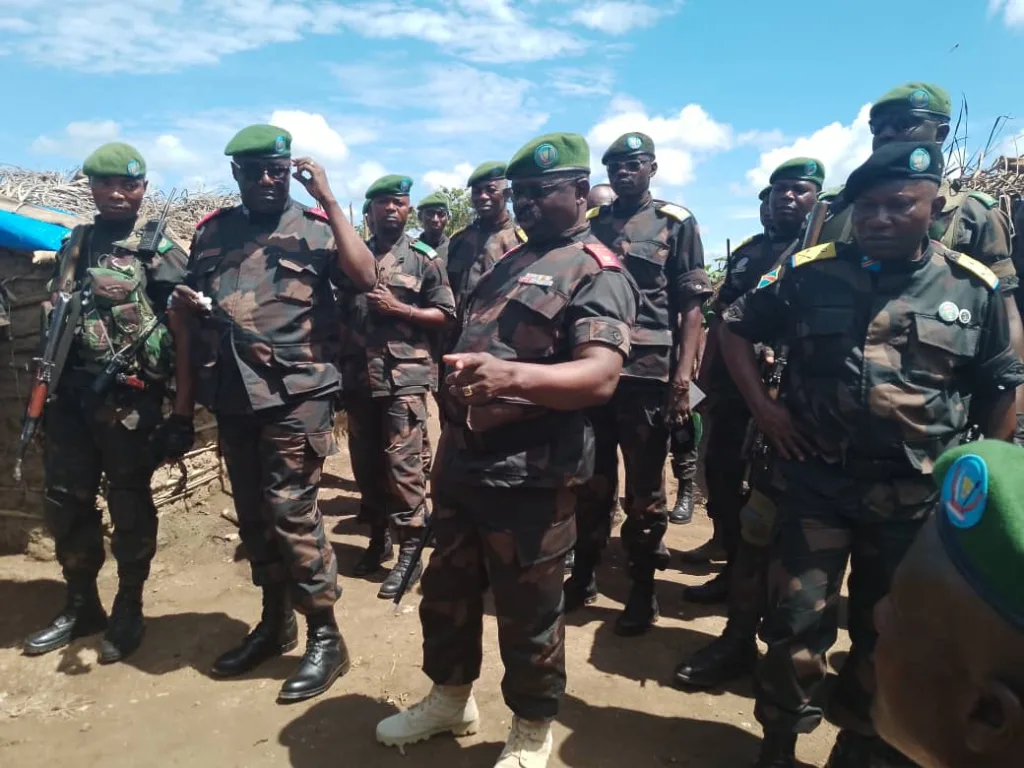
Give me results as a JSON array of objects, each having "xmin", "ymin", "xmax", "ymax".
[{"xmin": 154, "ymin": 414, "xmax": 195, "ymax": 462}]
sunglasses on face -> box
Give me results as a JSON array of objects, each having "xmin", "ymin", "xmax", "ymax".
[
  {"xmin": 606, "ymin": 158, "xmax": 649, "ymax": 174},
  {"xmin": 510, "ymin": 179, "xmax": 575, "ymax": 201},
  {"xmin": 869, "ymin": 112, "xmax": 929, "ymax": 135},
  {"xmin": 232, "ymin": 161, "xmax": 290, "ymax": 182}
]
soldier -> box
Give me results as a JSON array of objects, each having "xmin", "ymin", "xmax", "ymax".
[
  {"xmin": 680, "ymin": 158, "xmax": 824, "ymax": 609},
  {"xmin": 758, "ymin": 185, "xmax": 772, "ymax": 231},
  {"xmin": 375, "ymin": 132, "xmax": 637, "ymax": 768},
  {"xmin": 168, "ymin": 125, "xmax": 377, "ymax": 702},
  {"xmin": 416, "ymin": 191, "xmax": 451, "ymax": 266},
  {"xmin": 874, "ymin": 440, "xmax": 1024, "ymax": 768},
  {"xmin": 568, "ymin": 132, "xmax": 712, "ymax": 635},
  {"xmin": 719, "ymin": 142, "xmax": 1024, "ymax": 767},
  {"xmin": 362, "ymin": 198, "xmax": 374, "ymax": 237},
  {"xmin": 338, "ymin": 175, "xmax": 455, "ymax": 597},
  {"xmin": 586, "ymin": 182, "xmax": 617, "ymax": 209},
  {"xmin": 23, "ymin": 143, "xmax": 187, "ymax": 664}
]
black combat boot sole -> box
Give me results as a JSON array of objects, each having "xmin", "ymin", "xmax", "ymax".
[
  {"xmin": 210, "ymin": 636, "xmax": 300, "ymax": 678},
  {"xmin": 22, "ymin": 614, "xmax": 108, "ymax": 657},
  {"xmin": 673, "ymin": 646, "xmax": 758, "ymax": 689},
  {"xmin": 98, "ymin": 624, "xmax": 146, "ymax": 665},
  {"xmin": 276, "ymin": 656, "xmax": 351, "ymax": 703},
  {"xmin": 377, "ymin": 564, "xmax": 421, "ymax": 600}
]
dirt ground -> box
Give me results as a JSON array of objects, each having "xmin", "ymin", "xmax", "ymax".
[{"xmin": 0, "ymin": 410, "xmax": 844, "ymax": 768}]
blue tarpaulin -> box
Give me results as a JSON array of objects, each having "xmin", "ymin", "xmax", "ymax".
[{"xmin": 0, "ymin": 209, "xmax": 72, "ymax": 252}]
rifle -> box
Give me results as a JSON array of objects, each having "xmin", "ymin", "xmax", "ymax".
[
  {"xmin": 13, "ymin": 290, "xmax": 82, "ymax": 481},
  {"xmin": 90, "ymin": 313, "xmax": 165, "ymax": 397},
  {"xmin": 392, "ymin": 517, "xmax": 433, "ymax": 614},
  {"xmin": 137, "ymin": 189, "xmax": 176, "ymax": 256}
]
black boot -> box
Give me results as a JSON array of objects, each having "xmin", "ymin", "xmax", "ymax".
[
  {"xmin": 353, "ymin": 527, "xmax": 394, "ymax": 577},
  {"xmin": 683, "ymin": 567, "xmax": 731, "ymax": 604},
  {"xmin": 674, "ymin": 631, "xmax": 757, "ymax": 688},
  {"xmin": 678, "ymin": 537, "xmax": 727, "ymax": 566},
  {"xmin": 563, "ymin": 551, "xmax": 599, "ymax": 612},
  {"xmin": 278, "ymin": 611, "xmax": 351, "ymax": 703},
  {"xmin": 754, "ymin": 732, "xmax": 797, "ymax": 768},
  {"xmin": 669, "ymin": 480, "xmax": 695, "ymax": 525},
  {"xmin": 23, "ymin": 580, "xmax": 107, "ymax": 656},
  {"xmin": 615, "ymin": 572, "xmax": 659, "ymax": 636},
  {"xmin": 378, "ymin": 541, "xmax": 422, "ymax": 600},
  {"xmin": 98, "ymin": 584, "xmax": 145, "ymax": 664},
  {"xmin": 212, "ymin": 587, "xmax": 298, "ymax": 678},
  {"xmin": 825, "ymin": 730, "xmax": 916, "ymax": 767}
]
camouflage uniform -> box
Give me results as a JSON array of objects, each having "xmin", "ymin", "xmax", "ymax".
[
  {"xmin": 186, "ymin": 201, "xmax": 342, "ymax": 613},
  {"xmin": 723, "ymin": 239, "xmax": 1024, "ymax": 737},
  {"xmin": 418, "ymin": 234, "xmax": 449, "ymax": 267},
  {"xmin": 421, "ymin": 225, "xmax": 637, "ymax": 720},
  {"xmin": 337, "ymin": 233, "xmax": 454, "ymax": 541},
  {"xmin": 576, "ymin": 197, "xmax": 711, "ymax": 577},
  {"xmin": 446, "ymin": 218, "xmax": 527, "ymax": 324},
  {"xmin": 43, "ymin": 217, "xmax": 186, "ymax": 592}
]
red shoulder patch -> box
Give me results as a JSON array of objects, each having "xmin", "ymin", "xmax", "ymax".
[
  {"xmin": 195, "ymin": 207, "xmax": 231, "ymax": 230},
  {"xmin": 582, "ymin": 241, "xmax": 621, "ymax": 270},
  {"xmin": 305, "ymin": 207, "xmax": 330, "ymax": 221}
]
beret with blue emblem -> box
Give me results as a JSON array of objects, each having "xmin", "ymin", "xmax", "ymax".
[
  {"xmin": 769, "ymin": 157, "xmax": 826, "ymax": 188},
  {"xmin": 506, "ymin": 133, "xmax": 590, "ymax": 180},
  {"xmin": 224, "ymin": 124, "xmax": 292, "ymax": 158},
  {"xmin": 82, "ymin": 142, "xmax": 147, "ymax": 179},
  {"xmin": 417, "ymin": 191, "xmax": 450, "ymax": 211},
  {"xmin": 366, "ymin": 175, "xmax": 413, "ymax": 199},
  {"xmin": 871, "ymin": 82, "xmax": 952, "ymax": 121},
  {"xmin": 601, "ymin": 131, "xmax": 655, "ymax": 164},
  {"xmin": 467, "ymin": 161, "xmax": 507, "ymax": 187},
  {"xmin": 933, "ymin": 439, "xmax": 1024, "ymax": 630},
  {"xmin": 844, "ymin": 141, "xmax": 943, "ymax": 201}
]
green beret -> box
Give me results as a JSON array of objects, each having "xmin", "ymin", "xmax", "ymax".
[
  {"xmin": 366, "ymin": 174, "xmax": 413, "ymax": 199},
  {"xmin": 844, "ymin": 142, "xmax": 943, "ymax": 201},
  {"xmin": 934, "ymin": 440, "xmax": 1024, "ymax": 630},
  {"xmin": 82, "ymin": 142, "xmax": 146, "ymax": 179},
  {"xmin": 758, "ymin": 186, "xmax": 772, "ymax": 202},
  {"xmin": 417, "ymin": 191, "xmax": 450, "ymax": 211},
  {"xmin": 362, "ymin": 199, "xmax": 371, "ymax": 215},
  {"xmin": 769, "ymin": 157, "xmax": 825, "ymax": 188},
  {"xmin": 506, "ymin": 133, "xmax": 590, "ymax": 180},
  {"xmin": 224, "ymin": 124, "xmax": 292, "ymax": 158},
  {"xmin": 467, "ymin": 161, "xmax": 507, "ymax": 187},
  {"xmin": 871, "ymin": 82, "xmax": 952, "ymax": 120},
  {"xmin": 601, "ymin": 132, "xmax": 655, "ymax": 164}
]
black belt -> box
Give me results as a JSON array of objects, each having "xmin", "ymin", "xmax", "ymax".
[{"xmin": 449, "ymin": 417, "xmax": 561, "ymax": 454}]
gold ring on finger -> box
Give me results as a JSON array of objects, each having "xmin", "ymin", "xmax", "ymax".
[{"xmin": 462, "ymin": 385, "xmax": 474, "ymax": 398}]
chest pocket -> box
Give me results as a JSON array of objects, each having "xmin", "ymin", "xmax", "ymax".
[
  {"xmin": 386, "ymin": 270, "xmax": 423, "ymax": 303},
  {"xmin": 793, "ymin": 304, "xmax": 854, "ymax": 377},
  {"xmin": 276, "ymin": 256, "xmax": 320, "ymax": 306},
  {"xmin": 190, "ymin": 255, "xmax": 221, "ymax": 294},
  {"xmin": 624, "ymin": 239, "xmax": 670, "ymax": 290},
  {"xmin": 907, "ymin": 314, "xmax": 980, "ymax": 385},
  {"xmin": 498, "ymin": 283, "xmax": 570, "ymax": 360}
]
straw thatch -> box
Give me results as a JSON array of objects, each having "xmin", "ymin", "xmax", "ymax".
[{"xmin": 959, "ymin": 155, "xmax": 1024, "ymax": 200}]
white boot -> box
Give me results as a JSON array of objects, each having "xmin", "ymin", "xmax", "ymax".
[
  {"xmin": 376, "ymin": 684, "xmax": 480, "ymax": 748},
  {"xmin": 494, "ymin": 717, "xmax": 553, "ymax": 768}
]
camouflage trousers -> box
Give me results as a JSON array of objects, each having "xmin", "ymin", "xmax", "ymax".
[
  {"xmin": 218, "ymin": 396, "xmax": 340, "ymax": 614},
  {"xmin": 703, "ymin": 402, "xmax": 752, "ymax": 559},
  {"xmin": 345, "ymin": 391, "xmax": 430, "ymax": 542},
  {"xmin": 42, "ymin": 385, "xmax": 162, "ymax": 589},
  {"xmin": 575, "ymin": 382, "xmax": 670, "ymax": 575},
  {"xmin": 668, "ymin": 419, "xmax": 698, "ymax": 483},
  {"xmin": 754, "ymin": 458, "xmax": 934, "ymax": 736},
  {"xmin": 420, "ymin": 479, "xmax": 576, "ymax": 721}
]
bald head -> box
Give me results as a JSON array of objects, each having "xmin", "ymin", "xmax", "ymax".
[{"xmin": 587, "ymin": 183, "xmax": 617, "ymax": 209}]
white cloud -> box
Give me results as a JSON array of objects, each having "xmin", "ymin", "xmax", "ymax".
[
  {"xmin": 989, "ymin": 0, "xmax": 1024, "ymax": 27},
  {"xmin": 423, "ymin": 162, "xmax": 474, "ymax": 192},
  {"xmin": 570, "ymin": 1, "xmax": 669, "ymax": 34},
  {"xmin": 549, "ymin": 67, "xmax": 615, "ymax": 97},
  {"xmin": 269, "ymin": 110, "xmax": 349, "ymax": 163},
  {"xmin": 745, "ymin": 104, "xmax": 873, "ymax": 191}
]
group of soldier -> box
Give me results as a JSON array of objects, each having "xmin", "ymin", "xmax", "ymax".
[{"xmin": 16, "ymin": 80, "xmax": 1024, "ymax": 768}]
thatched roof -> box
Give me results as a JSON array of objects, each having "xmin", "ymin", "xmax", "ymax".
[
  {"xmin": 0, "ymin": 165, "xmax": 239, "ymax": 244},
  {"xmin": 960, "ymin": 155, "xmax": 1024, "ymax": 199}
]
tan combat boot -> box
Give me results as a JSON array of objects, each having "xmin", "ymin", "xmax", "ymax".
[
  {"xmin": 494, "ymin": 717, "xmax": 553, "ymax": 767},
  {"xmin": 376, "ymin": 684, "xmax": 479, "ymax": 748}
]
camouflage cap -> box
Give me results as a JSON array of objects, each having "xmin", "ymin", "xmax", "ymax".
[
  {"xmin": 769, "ymin": 157, "xmax": 826, "ymax": 188},
  {"xmin": 506, "ymin": 133, "xmax": 590, "ymax": 180},
  {"xmin": 758, "ymin": 186, "xmax": 772, "ymax": 202},
  {"xmin": 601, "ymin": 132, "xmax": 655, "ymax": 163},
  {"xmin": 417, "ymin": 191, "xmax": 450, "ymax": 211},
  {"xmin": 871, "ymin": 82, "xmax": 952, "ymax": 120},
  {"xmin": 845, "ymin": 142, "xmax": 943, "ymax": 201},
  {"xmin": 82, "ymin": 142, "xmax": 147, "ymax": 179},
  {"xmin": 467, "ymin": 161, "xmax": 507, "ymax": 187},
  {"xmin": 934, "ymin": 440, "xmax": 1024, "ymax": 630},
  {"xmin": 366, "ymin": 174, "xmax": 413, "ymax": 199},
  {"xmin": 224, "ymin": 124, "xmax": 292, "ymax": 158}
]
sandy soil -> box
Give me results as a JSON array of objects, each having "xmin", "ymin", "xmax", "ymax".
[{"xmin": 0, "ymin": 411, "xmax": 844, "ymax": 768}]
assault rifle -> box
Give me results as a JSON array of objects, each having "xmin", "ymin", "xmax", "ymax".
[{"xmin": 90, "ymin": 314, "xmax": 164, "ymax": 397}]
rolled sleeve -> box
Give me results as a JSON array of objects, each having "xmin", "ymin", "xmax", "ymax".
[
  {"xmin": 968, "ymin": 201, "xmax": 1017, "ymax": 296},
  {"xmin": 567, "ymin": 269, "xmax": 637, "ymax": 359},
  {"xmin": 669, "ymin": 217, "xmax": 713, "ymax": 303},
  {"xmin": 971, "ymin": 292, "xmax": 1024, "ymax": 392},
  {"xmin": 420, "ymin": 258, "xmax": 457, "ymax": 319},
  {"xmin": 721, "ymin": 278, "xmax": 788, "ymax": 345}
]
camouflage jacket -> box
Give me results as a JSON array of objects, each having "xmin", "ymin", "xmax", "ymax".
[
  {"xmin": 724, "ymin": 240, "xmax": 1024, "ymax": 474},
  {"xmin": 818, "ymin": 181, "xmax": 1018, "ymax": 295},
  {"xmin": 337, "ymin": 233, "xmax": 455, "ymax": 396},
  {"xmin": 52, "ymin": 216, "xmax": 186, "ymax": 386},
  {"xmin": 186, "ymin": 201, "xmax": 342, "ymax": 413},
  {"xmin": 446, "ymin": 217, "xmax": 527, "ymax": 321},
  {"xmin": 440, "ymin": 224, "xmax": 638, "ymax": 489},
  {"xmin": 589, "ymin": 195, "xmax": 712, "ymax": 382}
]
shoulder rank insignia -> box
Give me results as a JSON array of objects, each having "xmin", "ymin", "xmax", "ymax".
[
  {"xmin": 756, "ymin": 266, "xmax": 781, "ymax": 290},
  {"xmin": 947, "ymin": 251, "xmax": 999, "ymax": 291},
  {"xmin": 791, "ymin": 242, "xmax": 837, "ymax": 268},
  {"xmin": 966, "ymin": 190, "xmax": 998, "ymax": 209},
  {"xmin": 582, "ymin": 241, "xmax": 621, "ymax": 270},
  {"xmin": 733, "ymin": 232, "xmax": 764, "ymax": 252},
  {"xmin": 411, "ymin": 239, "xmax": 438, "ymax": 259},
  {"xmin": 304, "ymin": 207, "xmax": 330, "ymax": 221},
  {"xmin": 585, "ymin": 206, "xmax": 603, "ymax": 220},
  {"xmin": 657, "ymin": 203, "xmax": 692, "ymax": 223},
  {"xmin": 515, "ymin": 226, "xmax": 528, "ymax": 243},
  {"xmin": 518, "ymin": 273, "xmax": 554, "ymax": 287},
  {"xmin": 818, "ymin": 185, "xmax": 844, "ymax": 202},
  {"xmin": 195, "ymin": 206, "xmax": 233, "ymax": 231}
]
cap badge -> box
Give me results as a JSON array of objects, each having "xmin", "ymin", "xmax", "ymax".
[
  {"xmin": 274, "ymin": 135, "xmax": 287, "ymax": 154},
  {"xmin": 625, "ymin": 134, "xmax": 643, "ymax": 151},
  {"xmin": 804, "ymin": 160, "xmax": 818, "ymax": 176},
  {"xmin": 534, "ymin": 143, "xmax": 558, "ymax": 169},
  {"xmin": 909, "ymin": 89, "xmax": 930, "ymax": 109},
  {"xmin": 126, "ymin": 160, "xmax": 141, "ymax": 178},
  {"xmin": 909, "ymin": 147, "xmax": 932, "ymax": 172},
  {"xmin": 942, "ymin": 453, "xmax": 988, "ymax": 530},
  {"xmin": 399, "ymin": 177, "xmax": 412, "ymax": 193}
]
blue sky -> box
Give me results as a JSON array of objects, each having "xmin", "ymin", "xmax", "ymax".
[{"xmin": 2, "ymin": 0, "xmax": 1023, "ymax": 263}]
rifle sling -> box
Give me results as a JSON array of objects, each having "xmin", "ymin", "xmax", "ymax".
[{"xmin": 49, "ymin": 291, "xmax": 83, "ymax": 391}]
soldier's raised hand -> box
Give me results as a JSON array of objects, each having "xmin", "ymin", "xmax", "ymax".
[{"xmin": 292, "ymin": 158, "xmax": 335, "ymax": 206}]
